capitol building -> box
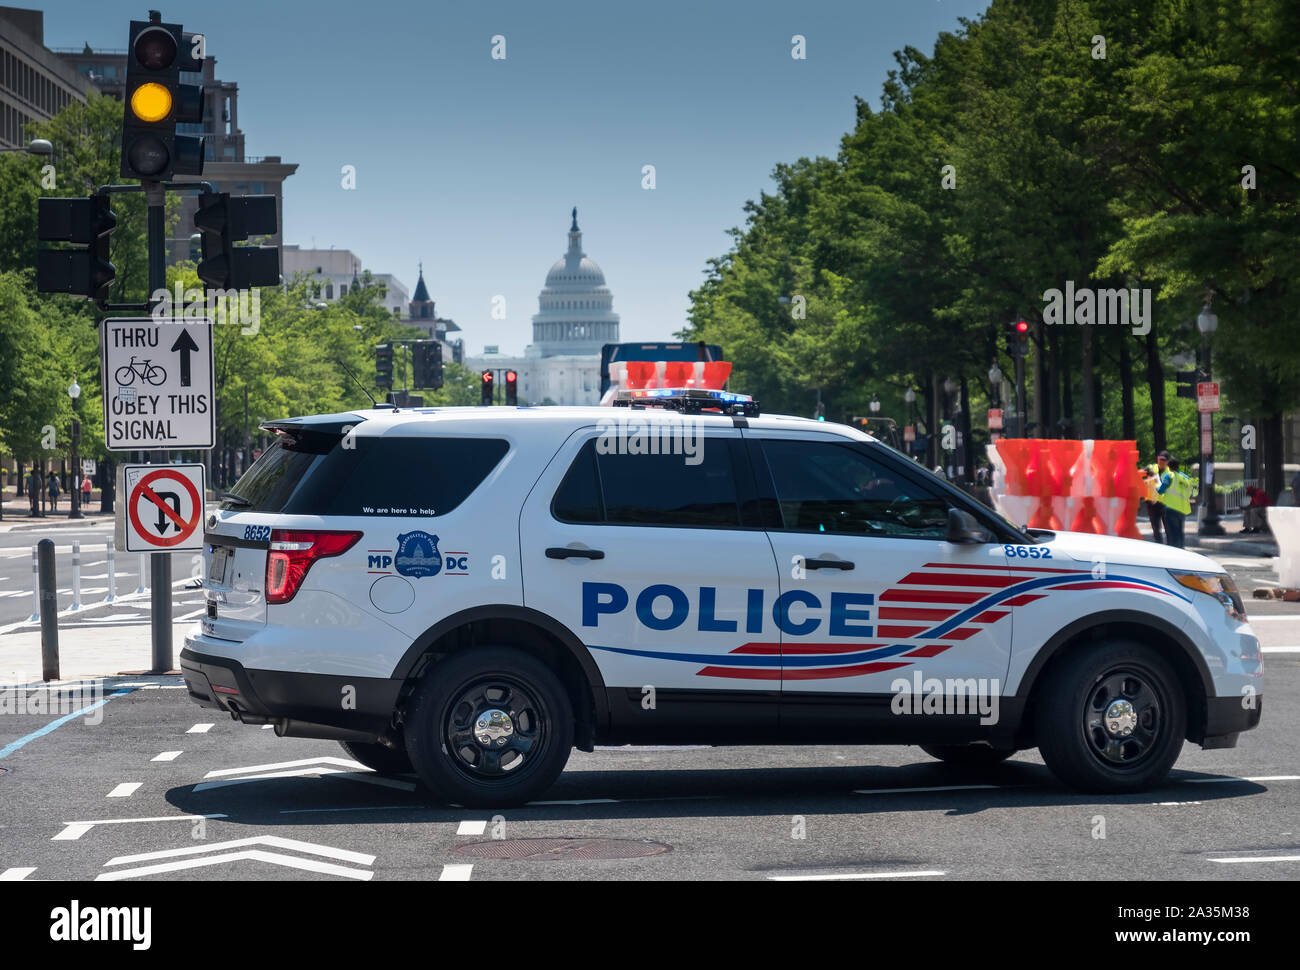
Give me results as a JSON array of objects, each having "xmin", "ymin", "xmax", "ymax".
[{"xmin": 465, "ymin": 208, "xmax": 619, "ymax": 405}]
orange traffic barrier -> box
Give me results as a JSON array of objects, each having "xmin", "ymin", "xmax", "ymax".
[{"xmin": 992, "ymin": 439, "xmax": 1144, "ymax": 538}]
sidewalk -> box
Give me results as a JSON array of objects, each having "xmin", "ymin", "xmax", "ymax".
[
  {"xmin": 1135, "ymin": 513, "xmax": 1279, "ymax": 559},
  {"xmin": 0, "ymin": 621, "xmax": 192, "ymax": 684},
  {"xmin": 0, "ymin": 497, "xmax": 115, "ymax": 532}
]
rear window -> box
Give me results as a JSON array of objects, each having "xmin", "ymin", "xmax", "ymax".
[{"xmin": 225, "ymin": 435, "xmax": 509, "ymax": 517}]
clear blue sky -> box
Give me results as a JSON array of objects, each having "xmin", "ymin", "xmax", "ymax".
[{"xmin": 47, "ymin": 0, "xmax": 990, "ymax": 354}]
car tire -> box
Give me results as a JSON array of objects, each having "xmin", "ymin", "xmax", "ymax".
[
  {"xmin": 405, "ymin": 646, "xmax": 574, "ymax": 808},
  {"xmin": 1034, "ymin": 639, "xmax": 1185, "ymax": 793},
  {"xmin": 338, "ymin": 739, "xmax": 412, "ymax": 776},
  {"xmin": 919, "ymin": 743, "xmax": 1016, "ymax": 767}
]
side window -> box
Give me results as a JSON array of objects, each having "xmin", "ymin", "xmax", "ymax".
[
  {"xmin": 552, "ymin": 436, "xmax": 742, "ymax": 528},
  {"xmin": 761, "ymin": 439, "xmax": 950, "ymax": 539},
  {"xmin": 552, "ymin": 440, "xmax": 603, "ymax": 523}
]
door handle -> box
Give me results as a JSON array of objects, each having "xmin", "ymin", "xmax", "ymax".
[
  {"xmin": 804, "ymin": 557, "xmax": 854, "ymax": 570},
  {"xmin": 546, "ymin": 547, "xmax": 605, "ymax": 560}
]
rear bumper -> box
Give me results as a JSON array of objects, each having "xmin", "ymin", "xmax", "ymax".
[
  {"xmin": 180, "ymin": 642, "xmax": 402, "ymax": 741},
  {"xmin": 1199, "ymin": 694, "xmax": 1263, "ymax": 749}
]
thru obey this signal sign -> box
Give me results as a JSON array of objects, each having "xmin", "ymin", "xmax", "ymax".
[{"xmin": 116, "ymin": 463, "xmax": 206, "ymax": 552}]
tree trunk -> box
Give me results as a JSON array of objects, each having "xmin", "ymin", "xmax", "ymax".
[
  {"xmin": 1047, "ymin": 326, "xmax": 1061, "ymax": 434},
  {"xmin": 1032, "ymin": 321, "xmax": 1045, "ymax": 437},
  {"xmin": 1146, "ymin": 327, "xmax": 1166, "ymax": 453},
  {"xmin": 1081, "ymin": 325, "xmax": 1095, "ymax": 440},
  {"xmin": 1119, "ymin": 331, "xmax": 1136, "ymax": 440},
  {"xmin": 1262, "ymin": 412, "xmax": 1285, "ymax": 501}
]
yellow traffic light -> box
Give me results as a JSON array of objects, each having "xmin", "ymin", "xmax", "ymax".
[{"xmin": 130, "ymin": 82, "xmax": 173, "ymax": 123}]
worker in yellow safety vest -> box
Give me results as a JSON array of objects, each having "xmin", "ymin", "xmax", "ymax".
[
  {"xmin": 1156, "ymin": 456, "xmax": 1194, "ymax": 548},
  {"xmin": 1140, "ymin": 450, "xmax": 1171, "ymax": 543}
]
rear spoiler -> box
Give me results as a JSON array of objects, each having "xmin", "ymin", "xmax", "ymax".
[{"xmin": 261, "ymin": 412, "xmax": 367, "ymax": 453}]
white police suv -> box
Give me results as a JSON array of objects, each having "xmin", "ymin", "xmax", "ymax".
[{"xmin": 182, "ymin": 393, "xmax": 1262, "ymax": 807}]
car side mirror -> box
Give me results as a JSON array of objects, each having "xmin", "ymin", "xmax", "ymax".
[{"xmin": 946, "ymin": 507, "xmax": 992, "ymax": 544}]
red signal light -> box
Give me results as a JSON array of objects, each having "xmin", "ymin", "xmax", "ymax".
[
  {"xmin": 506, "ymin": 370, "xmax": 517, "ymax": 383},
  {"xmin": 481, "ymin": 370, "xmax": 494, "ymax": 384},
  {"xmin": 1014, "ymin": 320, "xmax": 1029, "ymax": 333}
]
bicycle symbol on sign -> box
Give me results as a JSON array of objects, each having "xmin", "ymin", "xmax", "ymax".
[{"xmin": 114, "ymin": 356, "xmax": 167, "ymax": 387}]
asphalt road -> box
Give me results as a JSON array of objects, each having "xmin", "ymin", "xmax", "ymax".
[
  {"xmin": 0, "ymin": 623, "xmax": 1295, "ymax": 882},
  {"xmin": 0, "ymin": 520, "xmax": 200, "ymax": 631}
]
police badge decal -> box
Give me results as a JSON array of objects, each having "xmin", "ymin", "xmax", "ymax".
[{"xmin": 394, "ymin": 531, "xmax": 442, "ymax": 578}]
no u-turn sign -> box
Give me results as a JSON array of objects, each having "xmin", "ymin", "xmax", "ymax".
[{"xmin": 116, "ymin": 463, "xmax": 206, "ymax": 552}]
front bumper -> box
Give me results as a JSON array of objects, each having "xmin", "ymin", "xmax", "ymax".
[
  {"xmin": 180, "ymin": 643, "xmax": 402, "ymax": 741},
  {"xmin": 1199, "ymin": 694, "xmax": 1263, "ymax": 749}
]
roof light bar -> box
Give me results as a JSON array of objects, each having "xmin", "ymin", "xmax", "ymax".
[{"xmin": 612, "ymin": 386, "xmax": 760, "ymax": 416}]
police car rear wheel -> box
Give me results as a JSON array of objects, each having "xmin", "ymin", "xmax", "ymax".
[
  {"xmin": 919, "ymin": 744, "xmax": 1016, "ymax": 767},
  {"xmin": 1034, "ymin": 640, "xmax": 1185, "ymax": 793},
  {"xmin": 405, "ymin": 646, "xmax": 573, "ymax": 807},
  {"xmin": 338, "ymin": 739, "xmax": 412, "ymax": 776}
]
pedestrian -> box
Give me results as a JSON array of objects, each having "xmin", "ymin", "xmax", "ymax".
[
  {"xmin": 1156, "ymin": 456, "xmax": 1194, "ymax": 549},
  {"xmin": 47, "ymin": 470, "xmax": 60, "ymax": 511},
  {"xmin": 27, "ymin": 468, "xmax": 40, "ymax": 517},
  {"xmin": 81, "ymin": 473, "xmax": 92, "ymax": 507},
  {"xmin": 1140, "ymin": 450, "xmax": 1170, "ymax": 543},
  {"xmin": 1242, "ymin": 485, "xmax": 1270, "ymax": 534}
]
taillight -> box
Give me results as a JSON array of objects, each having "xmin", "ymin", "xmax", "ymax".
[{"xmin": 265, "ymin": 529, "xmax": 361, "ymax": 605}]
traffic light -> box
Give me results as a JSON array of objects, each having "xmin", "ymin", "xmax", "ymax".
[
  {"xmin": 1174, "ymin": 370, "xmax": 1205, "ymax": 400},
  {"xmin": 375, "ymin": 343, "xmax": 394, "ymax": 389},
  {"xmin": 194, "ymin": 192, "xmax": 280, "ymax": 290},
  {"xmin": 411, "ymin": 341, "xmax": 443, "ymax": 390},
  {"xmin": 36, "ymin": 194, "xmax": 116, "ymax": 301},
  {"xmin": 480, "ymin": 369, "xmax": 494, "ymax": 406},
  {"xmin": 1007, "ymin": 319, "xmax": 1030, "ymax": 358},
  {"xmin": 505, "ymin": 369, "xmax": 518, "ymax": 406},
  {"xmin": 121, "ymin": 15, "xmax": 204, "ymax": 181}
]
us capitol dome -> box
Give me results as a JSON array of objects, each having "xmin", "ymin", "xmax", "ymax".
[{"xmin": 529, "ymin": 207, "xmax": 620, "ymax": 358}]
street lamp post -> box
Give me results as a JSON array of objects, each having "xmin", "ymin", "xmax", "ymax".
[
  {"xmin": 1197, "ymin": 304, "xmax": 1223, "ymax": 535},
  {"xmin": 0, "ymin": 138, "xmax": 53, "ymax": 156},
  {"xmin": 68, "ymin": 380, "xmax": 83, "ymax": 520},
  {"xmin": 869, "ymin": 396, "xmax": 881, "ymax": 415}
]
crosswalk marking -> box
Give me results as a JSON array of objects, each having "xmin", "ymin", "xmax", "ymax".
[{"xmin": 107, "ymin": 782, "xmax": 141, "ymax": 797}]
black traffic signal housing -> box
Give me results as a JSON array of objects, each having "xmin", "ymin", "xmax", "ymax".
[
  {"xmin": 194, "ymin": 192, "xmax": 280, "ymax": 290},
  {"xmin": 480, "ymin": 369, "xmax": 494, "ymax": 406},
  {"xmin": 36, "ymin": 195, "xmax": 116, "ymax": 302},
  {"xmin": 411, "ymin": 341, "xmax": 443, "ymax": 390},
  {"xmin": 504, "ymin": 369, "xmax": 518, "ymax": 406},
  {"xmin": 375, "ymin": 343, "xmax": 394, "ymax": 389},
  {"xmin": 1174, "ymin": 369, "xmax": 1206, "ymax": 400},
  {"xmin": 121, "ymin": 15, "xmax": 204, "ymax": 181},
  {"xmin": 1007, "ymin": 319, "xmax": 1030, "ymax": 358}
]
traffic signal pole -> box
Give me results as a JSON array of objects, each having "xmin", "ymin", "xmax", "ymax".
[{"xmin": 145, "ymin": 179, "xmax": 172, "ymax": 674}]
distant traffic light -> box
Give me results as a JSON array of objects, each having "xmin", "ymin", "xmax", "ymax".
[
  {"xmin": 121, "ymin": 14, "xmax": 204, "ymax": 181},
  {"xmin": 1174, "ymin": 369, "xmax": 1205, "ymax": 400},
  {"xmin": 411, "ymin": 341, "xmax": 443, "ymax": 390},
  {"xmin": 375, "ymin": 343, "xmax": 394, "ymax": 389},
  {"xmin": 480, "ymin": 369, "xmax": 495, "ymax": 406},
  {"xmin": 504, "ymin": 369, "xmax": 518, "ymax": 406},
  {"xmin": 36, "ymin": 195, "xmax": 116, "ymax": 302},
  {"xmin": 1007, "ymin": 319, "xmax": 1030, "ymax": 358},
  {"xmin": 194, "ymin": 192, "xmax": 280, "ymax": 289},
  {"xmin": 814, "ymin": 401, "xmax": 825, "ymax": 421}
]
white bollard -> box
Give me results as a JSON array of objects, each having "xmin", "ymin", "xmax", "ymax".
[
  {"xmin": 105, "ymin": 540, "xmax": 117, "ymax": 602},
  {"xmin": 135, "ymin": 552, "xmax": 148, "ymax": 595},
  {"xmin": 1269, "ymin": 506, "xmax": 1300, "ymax": 587},
  {"xmin": 70, "ymin": 540, "xmax": 82, "ymax": 611},
  {"xmin": 29, "ymin": 545, "xmax": 40, "ymax": 621}
]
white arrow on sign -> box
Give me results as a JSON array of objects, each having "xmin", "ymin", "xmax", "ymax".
[
  {"xmin": 96, "ymin": 836, "xmax": 375, "ymax": 881},
  {"xmin": 194, "ymin": 756, "xmax": 416, "ymax": 792}
]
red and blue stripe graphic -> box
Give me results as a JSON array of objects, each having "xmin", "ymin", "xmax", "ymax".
[{"xmin": 587, "ymin": 562, "xmax": 1186, "ymax": 681}]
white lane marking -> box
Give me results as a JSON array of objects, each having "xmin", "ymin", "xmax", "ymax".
[
  {"xmin": 261, "ymin": 724, "xmax": 274, "ymax": 729},
  {"xmin": 152, "ymin": 751, "xmax": 182, "ymax": 762},
  {"xmin": 1186, "ymin": 775, "xmax": 1300, "ymax": 784},
  {"xmin": 107, "ymin": 783, "xmax": 141, "ymax": 798},
  {"xmin": 1261, "ymin": 646, "xmax": 1300, "ymax": 653},
  {"xmin": 52, "ymin": 814, "xmax": 226, "ymax": 841},
  {"xmin": 193, "ymin": 767, "xmax": 416, "ymax": 792},
  {"xmin": 97, "ymin": 850, "xmax": 373, "ymax": 881},
  {"xmin": 439, "ymin": 864, "xmax": 474, "ymax": 881},
  {"xmin": 768, "ymin": 870, "xmax": 946, "ymax": 881},
  {"xmin": 187, "ymin": 723, "xmax": 214, "ymax": 734},
  {"xmin": 0, "ymin": 867, "xmax": 36, "ymax": 880},
  {"xmin": 104, "ymin": 835, "xmax": 375, "ymax": 867},
  {"xmin": 1209, "ymin": 855, "xmax": 1300, "ymax": 864},
  {"xmin": 527, "ymin": 798, "xmax": 621, "ymax": 806},
  {"xmin": 203, "ymin": 756, "xmax": 367, "ymax": 777},
  {"xmin": 457, "ymin": 820, "xmax": 488, "ymax": 835},
  {"xmin": 176, "ymin": 608, "xmax": 207, "ymax": 620},
  {"xmin": 853, "ymin": 784, "xmax": 1004, "ymax": 795}
]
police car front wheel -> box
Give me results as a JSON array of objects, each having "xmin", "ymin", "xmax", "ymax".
[
  {"xmin": 405, "ymin": 646, "xmax": 574, "ymax": 807},
  {"xmin": 1034, "ymin": 640, "xmax": 1186, "ymax": 793}
]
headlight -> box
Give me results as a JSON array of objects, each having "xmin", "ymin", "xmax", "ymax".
[{"xmin": 1169, "ymin": 570, "xmax": 1247, "ymax": 621}]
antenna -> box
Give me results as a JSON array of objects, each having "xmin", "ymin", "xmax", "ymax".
[{"xmin": 334, "ymin": 357, "xmax": 378, "ymax": 408}]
